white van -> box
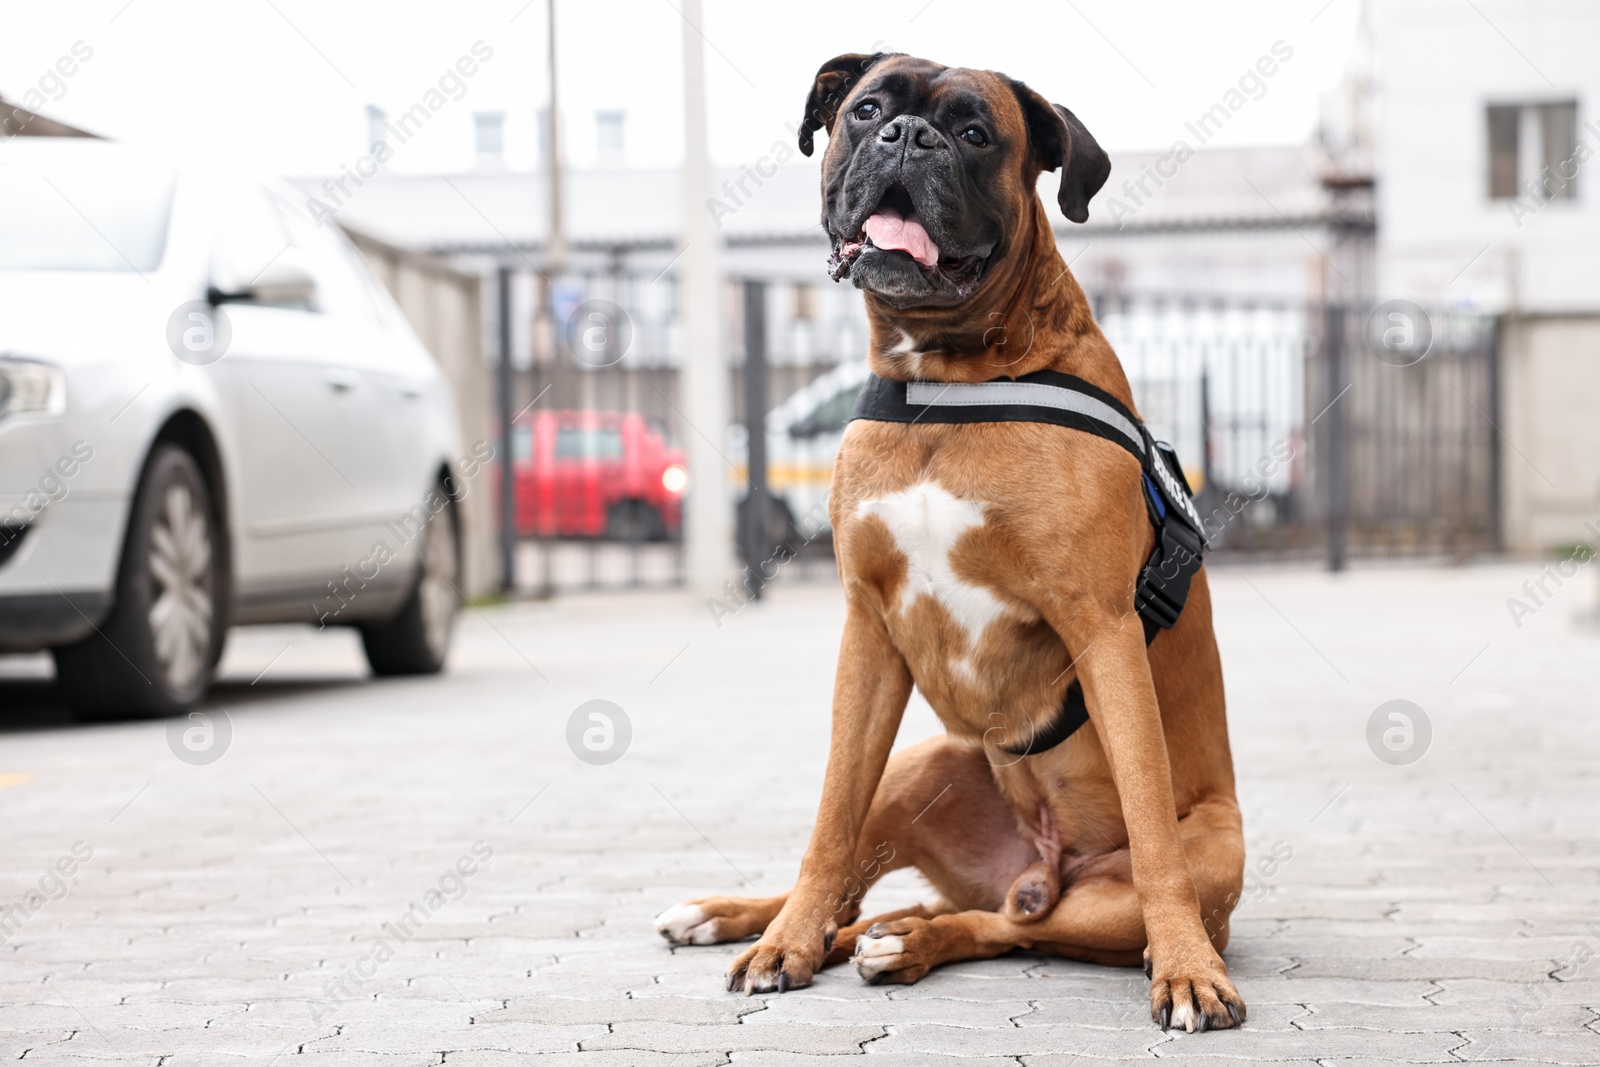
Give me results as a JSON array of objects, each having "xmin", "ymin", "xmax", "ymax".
[{"xmin": 733, "ymin": 361, "xmax": 870, "ymax": 543}]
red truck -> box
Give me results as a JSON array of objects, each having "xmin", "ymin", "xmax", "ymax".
[{"xmin": 513, "ymin": 410, "xmax": 686, "ymax": 540}]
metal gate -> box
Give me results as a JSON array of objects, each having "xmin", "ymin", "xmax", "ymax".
[
  {"xmin": 492, "ymin": 279, "xmax": 1502, "ymax": 594},
  {"xmin": 1099, "ymin": 295, "xmax": 1501, "ymax": 562},
  {"xmin": 1309, "ymin": 304, "xmax": 1501, "ymax": 563}
]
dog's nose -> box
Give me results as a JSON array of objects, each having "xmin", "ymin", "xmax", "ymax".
[{"xmin": 879, "ymin": 115, "xmax": 944, "ymax": 154}]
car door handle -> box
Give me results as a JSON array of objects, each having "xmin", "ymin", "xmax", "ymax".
[{"xmin": 324, "ymin": 368, "xmax": 359, "ymax": 392}]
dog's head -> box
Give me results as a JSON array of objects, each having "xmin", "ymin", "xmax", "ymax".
[{"xmin": 799, "ymin": 52, "xmax": 1110, "ymax": 312}]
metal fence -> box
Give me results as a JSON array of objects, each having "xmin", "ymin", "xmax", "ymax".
[
  {"xmin": 1310, "ymin": 304, "xmax": 1501, "ymax": 563},
  {"xmin": 494, "ymin": 278, "xmax": 1502, "ymax": 594}
]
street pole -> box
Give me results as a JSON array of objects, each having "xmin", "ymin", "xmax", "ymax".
[
  {"xmin": 678, "ymin": 0, "xmax": 735, "ymax": 600},
  {"xmin": 497, "ymin": 265, "xmax": 516, "ymax": 594}
]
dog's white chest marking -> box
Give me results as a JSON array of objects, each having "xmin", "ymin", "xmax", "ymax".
[
  {"xmin": 882, "ymin": 329, "xmax": 922, "ymax": 375},
  {"xmin": 856, "ymin": 482, "xmax": 1008, "ymax": 668}
]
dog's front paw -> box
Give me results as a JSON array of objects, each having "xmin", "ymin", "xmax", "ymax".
[
  {"xmin": 726, "ymin": 912, "xmax": 832, "ymax": 994},
  {"xmin": 1145, "ymin": 941, "xmax": 1246, "ymax": 1032}
]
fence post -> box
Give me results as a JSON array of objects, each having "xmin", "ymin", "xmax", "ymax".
[
  {"xmin": 496, "ymin": 265, "xmax": 517, "ymax": 594},
  {"xmin": 1487, "ymin": 315, "xmax": 1505, "ymax": 553},
  {"xmin": 739, "ymin": 281, "xmax": 769, "ymax": 600},
  {"xmin": 1324, "ymin": 303, "xmax": 1347, "ymax": 573}
]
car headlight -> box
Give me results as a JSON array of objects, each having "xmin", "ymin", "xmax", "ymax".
[
  {"xmin": 0, "ymin": 359, "xmax": 66, "ymax": 420},
  {"xmin": 661, "ymin": 464, "xmax": 688, "ymax": 494}
]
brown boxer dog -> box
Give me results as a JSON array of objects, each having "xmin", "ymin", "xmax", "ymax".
[{"xmin": 657, "ymin": 52, "xmax": 1247, "ymax": 1032}]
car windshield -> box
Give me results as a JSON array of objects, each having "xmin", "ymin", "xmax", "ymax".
[
  {"xmin": 0, "ymin": 165, "xmax": 175, "ymax": 272},
  {"xmin": 555, "ymin": 427, "xmax": 624, "ymax": 461}
]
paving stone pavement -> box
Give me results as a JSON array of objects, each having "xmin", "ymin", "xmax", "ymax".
[{"xmin": 2, "ymin": 561, "xmax": 1599, "ymax": 1064}]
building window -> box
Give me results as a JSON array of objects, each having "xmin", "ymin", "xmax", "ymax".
[{"xmin": 1487, "ymin": 101, "xmax": 1579, "ymax": 201}]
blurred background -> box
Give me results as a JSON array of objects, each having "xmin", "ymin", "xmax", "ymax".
[{"xmin": 2, "ymin": 0, "xmax": 1596, "ymax": 701}]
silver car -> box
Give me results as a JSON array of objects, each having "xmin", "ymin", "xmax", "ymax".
[{"xmin": 0, "ymin": 139, "xmax": 464, "ymax": 716}]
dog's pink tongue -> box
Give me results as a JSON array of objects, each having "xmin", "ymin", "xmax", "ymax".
[{"xmin": 864, "ymin": 212, "xmax": 940, "ymax": 267}]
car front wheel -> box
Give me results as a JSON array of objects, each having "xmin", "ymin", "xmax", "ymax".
[
  {"xmin": 360, "ymin": 482, "xmax": 459, "ymax": 675},
  {"xmin": 54, "ymin": 445, "xmax": 225, "ymax": 718}
]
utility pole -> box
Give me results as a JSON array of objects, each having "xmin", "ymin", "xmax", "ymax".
[
  {"xmin": 538, "ymin": 0, "xmax": 566, "ymax": 597},
  {"xmin": 545, "ymin": 0, "xmax": 567, "ymax": 277},
  {"xmin": 678, "ymin": 0, "xmax": 735, "ymax": 599}
]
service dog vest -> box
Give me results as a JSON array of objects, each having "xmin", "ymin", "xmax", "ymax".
[{"xmin": 850, "ymin": 369, "xmax": 1207, "ymax": 757}]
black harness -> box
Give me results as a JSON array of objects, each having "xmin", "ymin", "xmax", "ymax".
[{"xmin": 849, "ymin": 369, "xmax": 1207, "ymax": 757}]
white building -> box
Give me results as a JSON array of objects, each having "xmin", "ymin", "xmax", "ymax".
[{"xmin": 1374, "ymin": 0, "xmax": 1600, "ymax": 550}]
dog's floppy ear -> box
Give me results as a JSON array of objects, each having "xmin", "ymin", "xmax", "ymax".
[
  {"xmin": 1007, "ymin": 79, "xmax": 1111, "ymax": 224},
  {"xmin": 798, "ymin": 52, "xmax": 889, "ymax": 157}
]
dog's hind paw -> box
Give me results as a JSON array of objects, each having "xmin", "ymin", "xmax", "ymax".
[
  {"xmin": 655, "ymin": 903, "xmax": 719, "ymax": 945},
  {"xmin": 851, "ymin": 931, "xmax": 905, "ymax": 980},
  {"xmin": 850, "ymin": 918, "xmax": 936, "ymax": 985},
  {"xmin": 656, "ymin": 894, "xmax": 789, "ymax": 948}
]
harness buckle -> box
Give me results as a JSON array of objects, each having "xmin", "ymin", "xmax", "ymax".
[{"xmin": 1136, "ymin": 518, "xmax": 1205, "ymax": 633}]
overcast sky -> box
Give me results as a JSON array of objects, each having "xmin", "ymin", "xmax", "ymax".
[{"xmin": 2, "ymin": 0, "xmax": 1364, "ymax": 177}]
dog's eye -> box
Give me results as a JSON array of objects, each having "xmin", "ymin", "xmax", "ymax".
[
  {"xmin": 961, "ymin": 126, "xmax": 989, "ymax": 147},
  {"xmin": 852, "ymin": 101, "xmax": 881, "ymax": 121}
]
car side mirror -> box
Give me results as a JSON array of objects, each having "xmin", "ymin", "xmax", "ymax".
[{"xmin": 208, "ymin": 254, "xmax": 318, "ymax": 310}]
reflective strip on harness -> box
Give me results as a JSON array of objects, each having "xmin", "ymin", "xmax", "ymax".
[
  {"xmin": 850, "ymin": 371, "xmax": 1207, "ymax": 758},
  {"xmin": 905, "ymin": 380, "xmax": 1147, "ymax": 459}
]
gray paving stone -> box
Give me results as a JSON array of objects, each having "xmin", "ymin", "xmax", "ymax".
[
  {"xmin": 749, "ymin": 993, "xmax": 1032, "ymax": 1027},
  {"xmin": 442, "ymin": 1054, "xmax": 723, "ymax": 1067},
  {"xmin": 1027, "ymin": 1058, "xmax": 1306, "ymax": 1067},
  {"xmin": 1284, "ymin": 956, "xmax": 1559, "ymax": 982},
  {"xmin": 583, "ymin": 1021, "xmax": 884, "ymax": 1054},
  {"xmin": 1256, "ymin": 935, "xmax": 1418, "ymax": 958},
  {"xmin": 476, "ymin": 995, "xmax": 758, "ymax": 1025},
  {"xmin": 734, "ymin": 1054, "xmax": 1024, "ymax": 1066},
  {"xmin": 1409, "ymin": 937, "xmax": 1592, "ymax": 961},
  {"xmin": 0, "ymin": 1032, "xmax": 76, "ymax": 1061},
  {"xmin": 1433, "ymin": 979, "xmax": 1600, "ymax": 1007},
  {"xmin": 883, "ymin": 1022, "xmax": 1175, "ymax": 1057},
  {"xmin": 3, "ymin": 568, "xmax": 1599, "ymax": 1063},
  {"xmin": 2, "ymin": 1050, "xmax": 166, "ymax": 1067},
  {"xmin": 302, "ymin": 1022, "xmax": 606, "ymax": 1055},
  {"xmin": 1228, "ymin": 977, "xmax": 1441, "ymax": 1007},
  {"xmin": 1148, "ymin": 1027, "xmax": 1468, "ymax": 1059},
  {"xmin": 1019, "ymin": 999, "xmax": 1309, "ymax": 1032},
  {"xmin": 10, "ymin": 1027, "xmax": 306, "ymax": 1057},
  {"xmin": 1300, "ymin": 1000, "xmax": 1597, "ymax": 1033},
  {"xmin": 1456, "ymin": 1030, "xmax": 1600, "ymax": 1064},
  {"xmin": 174, "ymin": 1056, "xmax": 446, "ymax": 1067}
]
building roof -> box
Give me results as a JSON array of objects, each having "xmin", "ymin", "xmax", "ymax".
[
  {"xmin": 290, "ymin": 144, "xmax": 1338, "ymax": 258},
  {"xmin": 0, "ymin": 96, "xmax": 102, "ymax": 140}
]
